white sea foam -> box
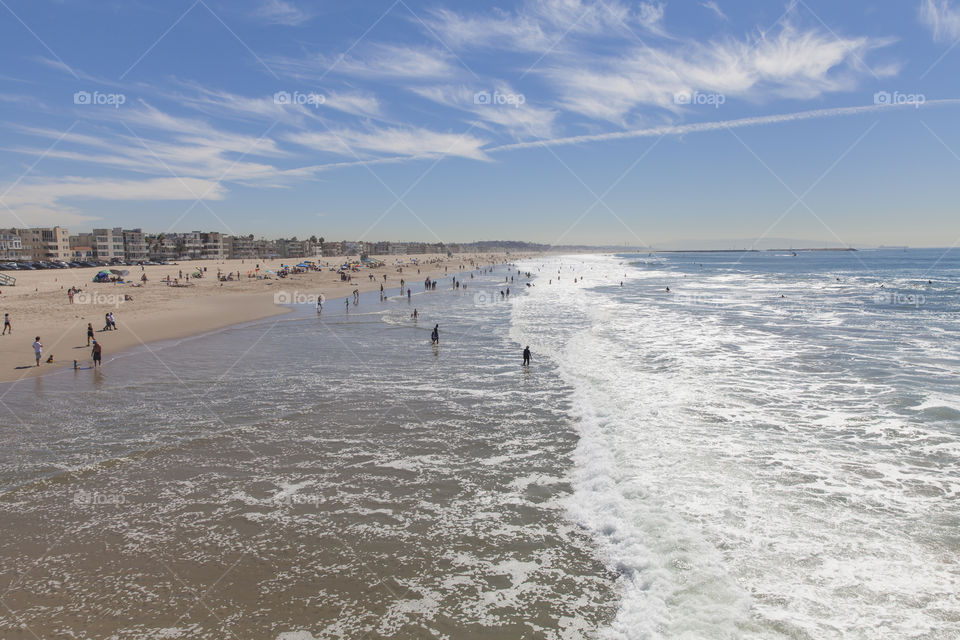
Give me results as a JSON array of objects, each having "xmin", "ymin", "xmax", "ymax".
[{"xmin": 512, "ymin": 253, "xmax": 960, "ymax": 639}]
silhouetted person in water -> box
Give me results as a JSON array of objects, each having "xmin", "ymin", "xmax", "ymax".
[
  {"xmin": 523, "ymin": 346, "xmax": 531, "ymax": 366},
  {"xmin": 431, "ymin": 324, "xmax": 439, "ymax": 345}
]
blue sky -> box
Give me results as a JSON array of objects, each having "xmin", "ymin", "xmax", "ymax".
[{"xmin": 1, "ymin": 0, "xmax": 959, "ymax": 247}]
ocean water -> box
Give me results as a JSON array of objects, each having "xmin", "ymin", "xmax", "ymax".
[
  {"xmin": 511, "ymin": 248, "xmax": 960, "ymax": 639},
  {"xmin": 0, "ymin": 249, "xmax": 957, "ymax": 639}
]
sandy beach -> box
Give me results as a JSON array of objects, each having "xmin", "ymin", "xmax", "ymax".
[{"xmin": 0, "ymin": 253, "xmax": 525, "ymax": 383}]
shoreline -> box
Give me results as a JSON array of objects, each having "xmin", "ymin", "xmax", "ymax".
[{"xmin": 0, "ymin": 253, "xmax": 531, "ymax": 384}]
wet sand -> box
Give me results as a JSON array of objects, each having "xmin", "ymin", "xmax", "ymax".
[{"xmin": 0, "ymin": 253, "xmax": 525, "ymax": 382}]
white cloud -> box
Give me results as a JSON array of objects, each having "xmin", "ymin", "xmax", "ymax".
[
  {"xmin": 271, "ymin": 44, "xmax": 458, "ymax": 82},
  {"xmin": 2, "ymin": 177, "xmax": 226, "ymax": 208},
  {"xmin": 255, "ymin": 0, "xmax": 310, "ymax": 26},
  {"xmin": 289, "ymin": 125, "xmax": 490, "ymax": 161},
  {"xmin": 701, "ymin": 1, "xmax": 728, "ymax": 21},
  {"xmin": 486, "ymin": 98, "xmax": 960, "ymax": 151},
  {"xmin": 426, "ymin": 0, "xmax": 665, "ymax": 51},
  {"xmin": 542, "ymin": 19, "xmax": 896, "ymax": 123},
  {"xmin": 338, "ymin": 44, "xmax": 458, "ymax": 79},
  {"xmin": 320, "ymin": 91, "xmax": 382, "ymax": 118},
  {"xmin": 0, "ymin": 177, "xmax": 227, "ymax": 227},
  {"xmin": 412, "ymin": 84, "xmax": 557, "ymax": 139},
  {"xmin": 920, "ymin": 0, "xmax": 960, "ymax": 43}
]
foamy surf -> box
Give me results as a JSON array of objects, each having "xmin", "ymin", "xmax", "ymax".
[{"xmin": 512, "ymin": 251, "xmax": 960, "ymax": 639}]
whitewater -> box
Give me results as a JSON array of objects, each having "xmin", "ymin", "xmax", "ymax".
[{"xmin": 511, "ymin": 250, "xmax": 960, "ymax": 639}]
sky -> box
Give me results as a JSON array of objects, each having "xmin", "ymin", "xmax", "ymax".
[{"xmin": 0, "ymin": 0, "xmax": 959, "ymax": 248}]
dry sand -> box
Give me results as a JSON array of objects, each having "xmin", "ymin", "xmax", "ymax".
[{"xmin": 0, "ymin": 253, "xmax": 525, "ymax": 382}]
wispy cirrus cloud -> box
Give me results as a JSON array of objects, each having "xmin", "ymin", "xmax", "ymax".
[
  {"xmin": 425, "ymin": 0, "xmax": 665, "ymax": 52},
  {"xmin": 701, "ymin": 1, "xmax": 728, "ymax": 21},
  {"xmin": 919, "ymin": 0, "xmax": 960, "ymax": 43},
  {"xmin": 412, "ymin": 84, "xmax": 557, "ymax": 139},
  {"xmin": 288, "ymin": 125, "xmax": 490, "ymax": 161},
  {"xmin": 254, "ymin": 0, "xmax": 310, "ymax": 26},
  {"xmin": 540, "ymin": 19, "xmax": 897, "ymax": 123},
  {"xmin": 0, "ymin": 177, "xmax": 227, "ymax": 227},
  {"xmin": 270, "ymin": 44, "xmax": 459, "ymax": 81}
]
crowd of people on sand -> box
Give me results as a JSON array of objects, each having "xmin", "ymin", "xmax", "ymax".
[{"xmin": 6, "ymin": 254, "xmax": 537, "ymax": 375}]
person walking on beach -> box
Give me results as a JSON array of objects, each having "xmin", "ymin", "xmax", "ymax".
[
  {"xmin": 2, "ymin": 313, "xmax": 10, "ymax": 335},
  {"xmin": 108, "ymin": 312, "xmax": 117, "ymax": 330},
  {"xmin": 86, "ymin": 323, "xmax": 94, "ymax": 346},
  {"xmin": 33, "ymin": 336, "xmax": 42, "ymax": 366},
  {"xmin": 431, "ymin": 324, "xmax": 439, "ymax": 345},
  {"xmin": 523, "ymin": 346, "xmax": 531, "ymax": 366},
  {"xmin": 91, "ymin": 340, "xmax": 102, "ymax": 369}
]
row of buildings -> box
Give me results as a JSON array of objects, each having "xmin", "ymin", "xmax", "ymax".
[{"xmin": 0, "ymin": 227, "xmax": 461, "ymax": 262}]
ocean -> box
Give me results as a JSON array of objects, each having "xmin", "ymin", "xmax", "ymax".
[{"xmin": 0, "ymin": 249, "xmax": 957, "ymax": 639}]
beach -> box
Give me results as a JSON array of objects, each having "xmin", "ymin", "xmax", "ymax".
[
  {"xmin": 0, "ymin": 249, "xmax": 957, "ymax": 639},
  {"xmin": 0, "ymin": 253, "xmax": 523, "ymax": 382}
]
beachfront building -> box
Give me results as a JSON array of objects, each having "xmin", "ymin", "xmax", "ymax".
[
  {"xmin": 15, "ymin": 227, "xmax": 71, "ymax": 261},
  {"xmin": 70, "ymin": 245, "xmax": 95, "ymax": 260},
  {"xmin": 92, "ymin": 228, "xmax": 126, "ymax": 261},
  {"xmin": 146, "ymin": 234, "xmax": 177, "ymax": 262},
  {"xmin": 389, "ymin": 243, "xmax": 408, "ymax": 255},
  {"xmin": 275, "ymin": 238, "xmax": 315, "ymax": 259},
  {"xmin": 0, "ymin": 231, "xmax": 22, "ymax": 260},
  {"xmin": 227, "ymin": 235, "xmax": 274, "ymax": 259},
  {"xmin": 122, "ymin": 229, "xmax": 149, "ymax": 262},
  {"xmin": 178, "ymin": 231, "xmax": 205, "ymax": 259},
  {"xmin": 320, "ymin": 241, "xmax": 343, "ymax": 257},
  {"xmin": 201, "ymin": 232, "xmax": 226, "ymax": 260},
  {"xmin": 372, "ymin": 241, "xmax": 391, "ymax": 255}
]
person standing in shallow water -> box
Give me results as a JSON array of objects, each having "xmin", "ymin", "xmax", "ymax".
[
  {"xmin": 523, "ymin": 346, "xmax": 531, "ymax": 366},
  {"xmin": 431, "ymin": 324, "xmax": 439, "ymax": 345}
]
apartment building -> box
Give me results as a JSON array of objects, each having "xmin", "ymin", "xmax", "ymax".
[
  {"xmin": 122, "ymin": 229, "xmax": 148, "ymax": 262},
  {"xmin": 16, "ymin": 227, "xmax": 70, "ymax": 261},
  {"xmin": 201, "ymin": 232, "xmax": 226, "ymax": 260},
  {"xmin": 0, "ymin": 231, "xmax": 22, "ymax": 260}
]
